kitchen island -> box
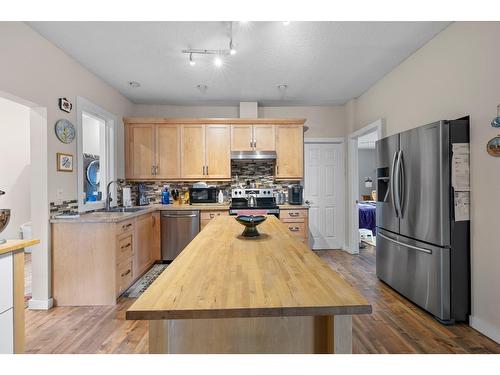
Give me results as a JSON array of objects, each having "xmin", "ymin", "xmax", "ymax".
[{"xmin": 126, "ymin": 215, "xmax": 371, "ymax": 354}]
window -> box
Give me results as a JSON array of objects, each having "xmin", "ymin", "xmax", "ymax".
[{"xmin": 76, "ymin": 97, "xmax": 117, "ymax": 212}]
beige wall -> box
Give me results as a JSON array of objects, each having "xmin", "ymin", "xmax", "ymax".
[
  {"xmin": 0, "ymin": 22, "xmax": 134, "ymax": 204},
  {"xmin": 348, "ymin": 22, "xmax": 500, "ymax": 342},
  {"xmin": 132, "ymin": 104, "xmax": 346, "ymax": 138}
]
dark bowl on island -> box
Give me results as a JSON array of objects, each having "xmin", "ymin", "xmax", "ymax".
[{"xmin": 235, "ymin": 215, "xmax": 267, "ymax": 237}]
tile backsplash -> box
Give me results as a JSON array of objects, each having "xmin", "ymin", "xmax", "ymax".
[
  {"xmin": 119, "ymin": 161, "xmax": 300, "ymax": 205},
  {"xmin": 50, "ymin": 199, "xmax": 79, "ymax": 216}
]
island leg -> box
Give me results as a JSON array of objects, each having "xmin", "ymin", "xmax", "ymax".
[
  {"xmin": 149, "ymin": 320, "xmax": 168, "ymax": 354},
  {"xmin": 332, "ymin": 315, "xmax": 352, "ymax": 354}
]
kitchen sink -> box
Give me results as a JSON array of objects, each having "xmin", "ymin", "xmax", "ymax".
[{"xmin": 98, "ymin": 207, "xmax": 148, "ymax": 213}]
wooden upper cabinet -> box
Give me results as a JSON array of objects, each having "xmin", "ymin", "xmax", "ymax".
[
  {"xmin": 126, "ymin": 124, "xmax": 155, "ymax": 179},
  {"xmin": 180, "ymin": 124, "xmax": 206, "ymax": 179},
  {"xmin": 275, "ymin": 125, "xmax": 304, "ymax": 179},
  {"xmin": 253, "ymin": 125, "xmax": 275, "ymax": 151},
  {"xmin": 156, "ymin": 125, "xmax": 180, "ymax": 179},
  {"xmin": 206, "ymin": 124, "xmax": 231, "ymax": 179},
  {"xmin": 231, "ymin": 125, "xmax": 253, "ymax": 151},
  {"xmin": 231, "ymin": 124, "xmax": 275, "ymax": 151}
]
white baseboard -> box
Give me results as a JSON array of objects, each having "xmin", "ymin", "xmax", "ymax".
[
  {"xmin": 28, "ymin": 298, "xmax": 54, "ymax": 310},
  {"xmin": 470, "ymin": 315, "xmax": 500, "ymax": 344},
  {"xmin": 342, "ymin": 245, "xmax": 359, "ymax": 255}
]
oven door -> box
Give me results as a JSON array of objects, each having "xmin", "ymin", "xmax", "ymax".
[{"xmin": 189, "ymin": 188, "xmax": 218, "ymax": 204}]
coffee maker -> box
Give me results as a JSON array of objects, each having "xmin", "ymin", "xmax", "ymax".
[
  {"xmin": 137, "ymin": 183, "xmax": 150, "ymax": 206},
  {"xmin": 288, "ymin": 185, "xmax": 303, "ymax": 205}
]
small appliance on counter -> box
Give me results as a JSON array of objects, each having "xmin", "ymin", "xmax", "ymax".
[
  {"xmin": 288, "ymin": 185, "xmax": 303, "ymax": 205},
  {"xmin": 137, "ymin": 183, "xmax": 150, "ymax": 206},
  {"xmin": 189, "ymin": 187, "xmax": 218, "ymax": 204}
]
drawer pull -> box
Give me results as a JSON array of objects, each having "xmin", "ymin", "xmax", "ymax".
[
  {"xmin": 121, "ymin": 269, "xmax": 131, "ymax": 278},
  {"xmin": 122, "ymin": 223, "xmax": 132, "ymax": 230},
  {"xmin": 121, "ymin": 243, "xmax": 131, "ymax": 250},
  {"xmin": 288, "ymin": 212, "xmax": 299, "ymax": 217},
  {"xmin": 210, "ymin": 213, "xmax": 215, "ymax": 218},
  {"xmin": 289, "ymin": 226, "xmax": 300, "ymax": 232}
]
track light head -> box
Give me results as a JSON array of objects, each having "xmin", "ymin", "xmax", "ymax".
[{"xmin": 189, "ymin": 53, "xmax": 196, "ymax": 66}]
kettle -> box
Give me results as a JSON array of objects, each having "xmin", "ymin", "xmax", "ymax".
[{"xmin": 248, "ymin": 194, "xmax": 257, "ymax": 208}]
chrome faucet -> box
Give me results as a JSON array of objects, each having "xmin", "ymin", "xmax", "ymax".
[{"xmin": 105, "ymin": 180, "xmax": 122, "ymax": 211}]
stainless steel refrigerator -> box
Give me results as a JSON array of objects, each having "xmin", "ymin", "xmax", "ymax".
[{"xmin": 375, "ymin": 118, "xmax": 470, "ymax": 324}]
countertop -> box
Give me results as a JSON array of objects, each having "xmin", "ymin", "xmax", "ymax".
[
  {"xmin": 126, "ymin": 215, "xmax": 371, "ymax": 320},
  {"xmin": 50, "ymin": 203, "xmax": 231, "ymax": 224},
  {"xmin": 0, "ymin": 239, "xmax": 40, "ymax": 256},
  {"xmin": 50, "ymin": 203, "xmax": 309, "ymax": 224}
]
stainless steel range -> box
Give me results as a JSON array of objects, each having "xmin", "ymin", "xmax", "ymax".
[{"xmin": 230, "ymin": 188, "xmax": 279, "ymax": 217}]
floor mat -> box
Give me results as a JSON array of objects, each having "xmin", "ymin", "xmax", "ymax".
[{"xmin": 122, "ymin": 263, "xmax": 168, "ymax": 298}]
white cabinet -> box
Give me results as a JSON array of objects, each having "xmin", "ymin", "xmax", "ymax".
[
  {"xmin": 0, "ymin": 253, "xmax": 13, "ymax": 314},
  {"xmin": 0, "ymin": 308, "xmax": 14, "ymax": 353}
]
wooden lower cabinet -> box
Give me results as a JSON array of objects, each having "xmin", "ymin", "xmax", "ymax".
[
  {"xmin": 52, "ymin": 212, "xmax": 160, "ymax": 306},
  {"xmin": 280, "ymin": 208, "xmax": 309, "ymax": 244},
  {"xmin": 200, "ymin": 210, "xmax": 229, "ymax": 230}
]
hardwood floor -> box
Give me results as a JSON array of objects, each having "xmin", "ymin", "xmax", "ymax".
[{"xmin": 25, "ymin": 247, "xmax": 500, "ymax": 354}]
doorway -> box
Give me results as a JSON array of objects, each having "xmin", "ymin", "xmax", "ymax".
[
  {"xmin": 346, "ymin": 119, "xmax": 383, "ymax": 254},
  {"xmin": 304, "ymin": 138, "xmax": 345, "ymax": 250},
  {"xmin": 0, "ymin": 90, "xmax": 50, "ymax": 309}
]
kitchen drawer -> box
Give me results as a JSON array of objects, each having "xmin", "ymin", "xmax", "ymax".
[
  {"xmin": 200, "ymin": 210, "xmax": 229, "ymax": 221},
  {"xmin": 117, "ymin": 234, "xmax": 133, "ymax": 263},
  {"xmin": 116, "ymin": 219, "xmax": 135, "ymax": 235},
  {"xmin": 0, "ymin": 308, "xmax": 13, "ymax": 354},
  {"xmin": 283, "ymin": 222, "xmax": 307, "ymax": 238},
  {"xmin": 117, "ymin": 258, "xmax": 133, "ymax": 294},
  {"xmin": 0, "ymin": 253, "xmax": 13, "ymax": 314},
  {"xmin": 280, "ymin": 209, "xmax": 308, "ymax": 220}
]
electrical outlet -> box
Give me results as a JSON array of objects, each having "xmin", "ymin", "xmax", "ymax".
[{"xmin": 56, "ymin": 188, "xmax": 64, "ymax": 204}]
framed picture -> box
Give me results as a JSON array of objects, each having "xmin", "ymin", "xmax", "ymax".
[
  {"xmin": 57, "ymin": 152, "xmax": 74, "ymax": 172},
  {"xmin": 486, "ymin": 136, "xmax": 500, "ymax": 157},
  {"xmin": 58, "ymin": 97, "xmax": 72, "ymax": 113}
]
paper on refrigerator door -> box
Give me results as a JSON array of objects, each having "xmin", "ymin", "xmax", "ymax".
[
  {"xmin": 452, "ymin": 143, "xmax": 470, "ymax": 191},
  {"xmin": 454, "ymin": 191, "xmax": 470, "ymax": 221}
]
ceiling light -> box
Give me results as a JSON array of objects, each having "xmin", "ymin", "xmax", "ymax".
[
  {"xmin": 282, "ymin": 21, "xmax": 291, "ymax": 26},
  {"xmin": 197, "ymin": 84, "xmax": 208, "ymax": 93},
  {"xmin": 128, "ymin": 81, "xmax": 141, "ymax": 88},
  {"xmin": 214, "ymin": 56, "xmax": 223, "ymax": 67},
  {"xmin": 189, "ymin": 53, "xmax": 196, "ymax": 66},
  {"xmin": 277, "ymin": 84, "xmax": 288, "ymax": 90}
]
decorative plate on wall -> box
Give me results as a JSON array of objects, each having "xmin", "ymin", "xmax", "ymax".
[
  {"xmin": 486, "ymin": 136, "xmax": 500, "ymax": 157},
  {"xmin": 55, "ymin": 119, "xmax": 76, "ymax": 144}
]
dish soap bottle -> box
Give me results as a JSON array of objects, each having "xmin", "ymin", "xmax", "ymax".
[
  {"xmin": 161, "ymin": 185, "xmax": 170, "ymax": 205},
  {"xmin": 218, "ymin": 189, "xmax": 224, "ymax": 204}
]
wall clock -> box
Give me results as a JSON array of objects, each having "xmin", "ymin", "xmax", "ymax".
[{"xmin": 55, "ymin": 119, "xmax": 76, "ymax": 144}]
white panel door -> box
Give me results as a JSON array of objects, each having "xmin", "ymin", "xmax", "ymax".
[{"xmin": 305, "ymin": 143, "xmax": 344, "ymax": 250}]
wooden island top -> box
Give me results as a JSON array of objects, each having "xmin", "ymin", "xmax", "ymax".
[
  {"xmin": 0, "ymin": 239, "xmax": 39, "ymax": 256},
  {"xmin": 126, "ymin": 215, "xmax": 371, "ymax": 321}
]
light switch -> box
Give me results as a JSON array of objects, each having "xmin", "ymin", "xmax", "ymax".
[{"xmin": 56, "ymin": 188, "xmax": 63, "ymax": 204}]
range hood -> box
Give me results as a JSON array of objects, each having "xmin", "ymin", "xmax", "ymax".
[{"xmin": 231, "ymin": 150, "xmax": 277, "ymax": 160}]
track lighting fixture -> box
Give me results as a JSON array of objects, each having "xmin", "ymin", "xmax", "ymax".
[{"xmin": 182, "ymin": 22, "xmax": 237, "ymax": 68}]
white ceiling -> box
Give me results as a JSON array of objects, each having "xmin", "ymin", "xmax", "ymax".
[{"xmin": 28, "ymin": 21, "xmax": 450, "ymax": 106}]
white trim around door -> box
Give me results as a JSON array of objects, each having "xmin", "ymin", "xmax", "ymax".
[{"xmin": 346, "ymin": 119, "xmax": 384, "ymax": 254}]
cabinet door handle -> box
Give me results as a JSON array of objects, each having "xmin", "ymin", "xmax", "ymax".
[
  {"xmin": 155, "ymin": 165, "xmax": 159, "ymax": 175},
  {"xmin": 121, "ymin": 243, "xmax": 131, "ymax": 250},
  {"xmin": 122, "ymin": 223, "xmax": 132, "ymax": 230},
  {"xmin": 206, "ymin": 165, "xmax": 209, "ymax": 175},
  {"xmin": 288, "ymin": 212, "xmax": 299, "ymax": 217},
  {"xmin": 121, "ymin": 269, "xmax": 131, "ymax": 278}
]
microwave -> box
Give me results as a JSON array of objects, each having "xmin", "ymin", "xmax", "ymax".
[{"xmin": 189, "ymin": 187, "xmax": 218, "ymax": 204}]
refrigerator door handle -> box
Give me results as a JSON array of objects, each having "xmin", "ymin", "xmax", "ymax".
[
  {"xmin": 390, "ymin": 151, "xmax": 399, "ymax": 217},
  {"xmin": 398, "ymin": 151, "xmax": 405, "ymax": 218},
  {"xmin": 378, "ymin": 232, "xmax": 433, "ymax": 254}
]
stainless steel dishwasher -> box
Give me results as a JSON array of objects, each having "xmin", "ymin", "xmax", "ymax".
[{"xmin": 161, "ymin": 210, "xmax": 200, "ymax": 261}]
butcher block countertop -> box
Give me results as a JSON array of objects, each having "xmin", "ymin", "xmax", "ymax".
[
  {"xmin": 126, "ymin": 215, "xmax": 371, "ymax": 320},
  {"xmin": 0, "ymin": 239, "xmax": 39, "ymax": 256}
]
